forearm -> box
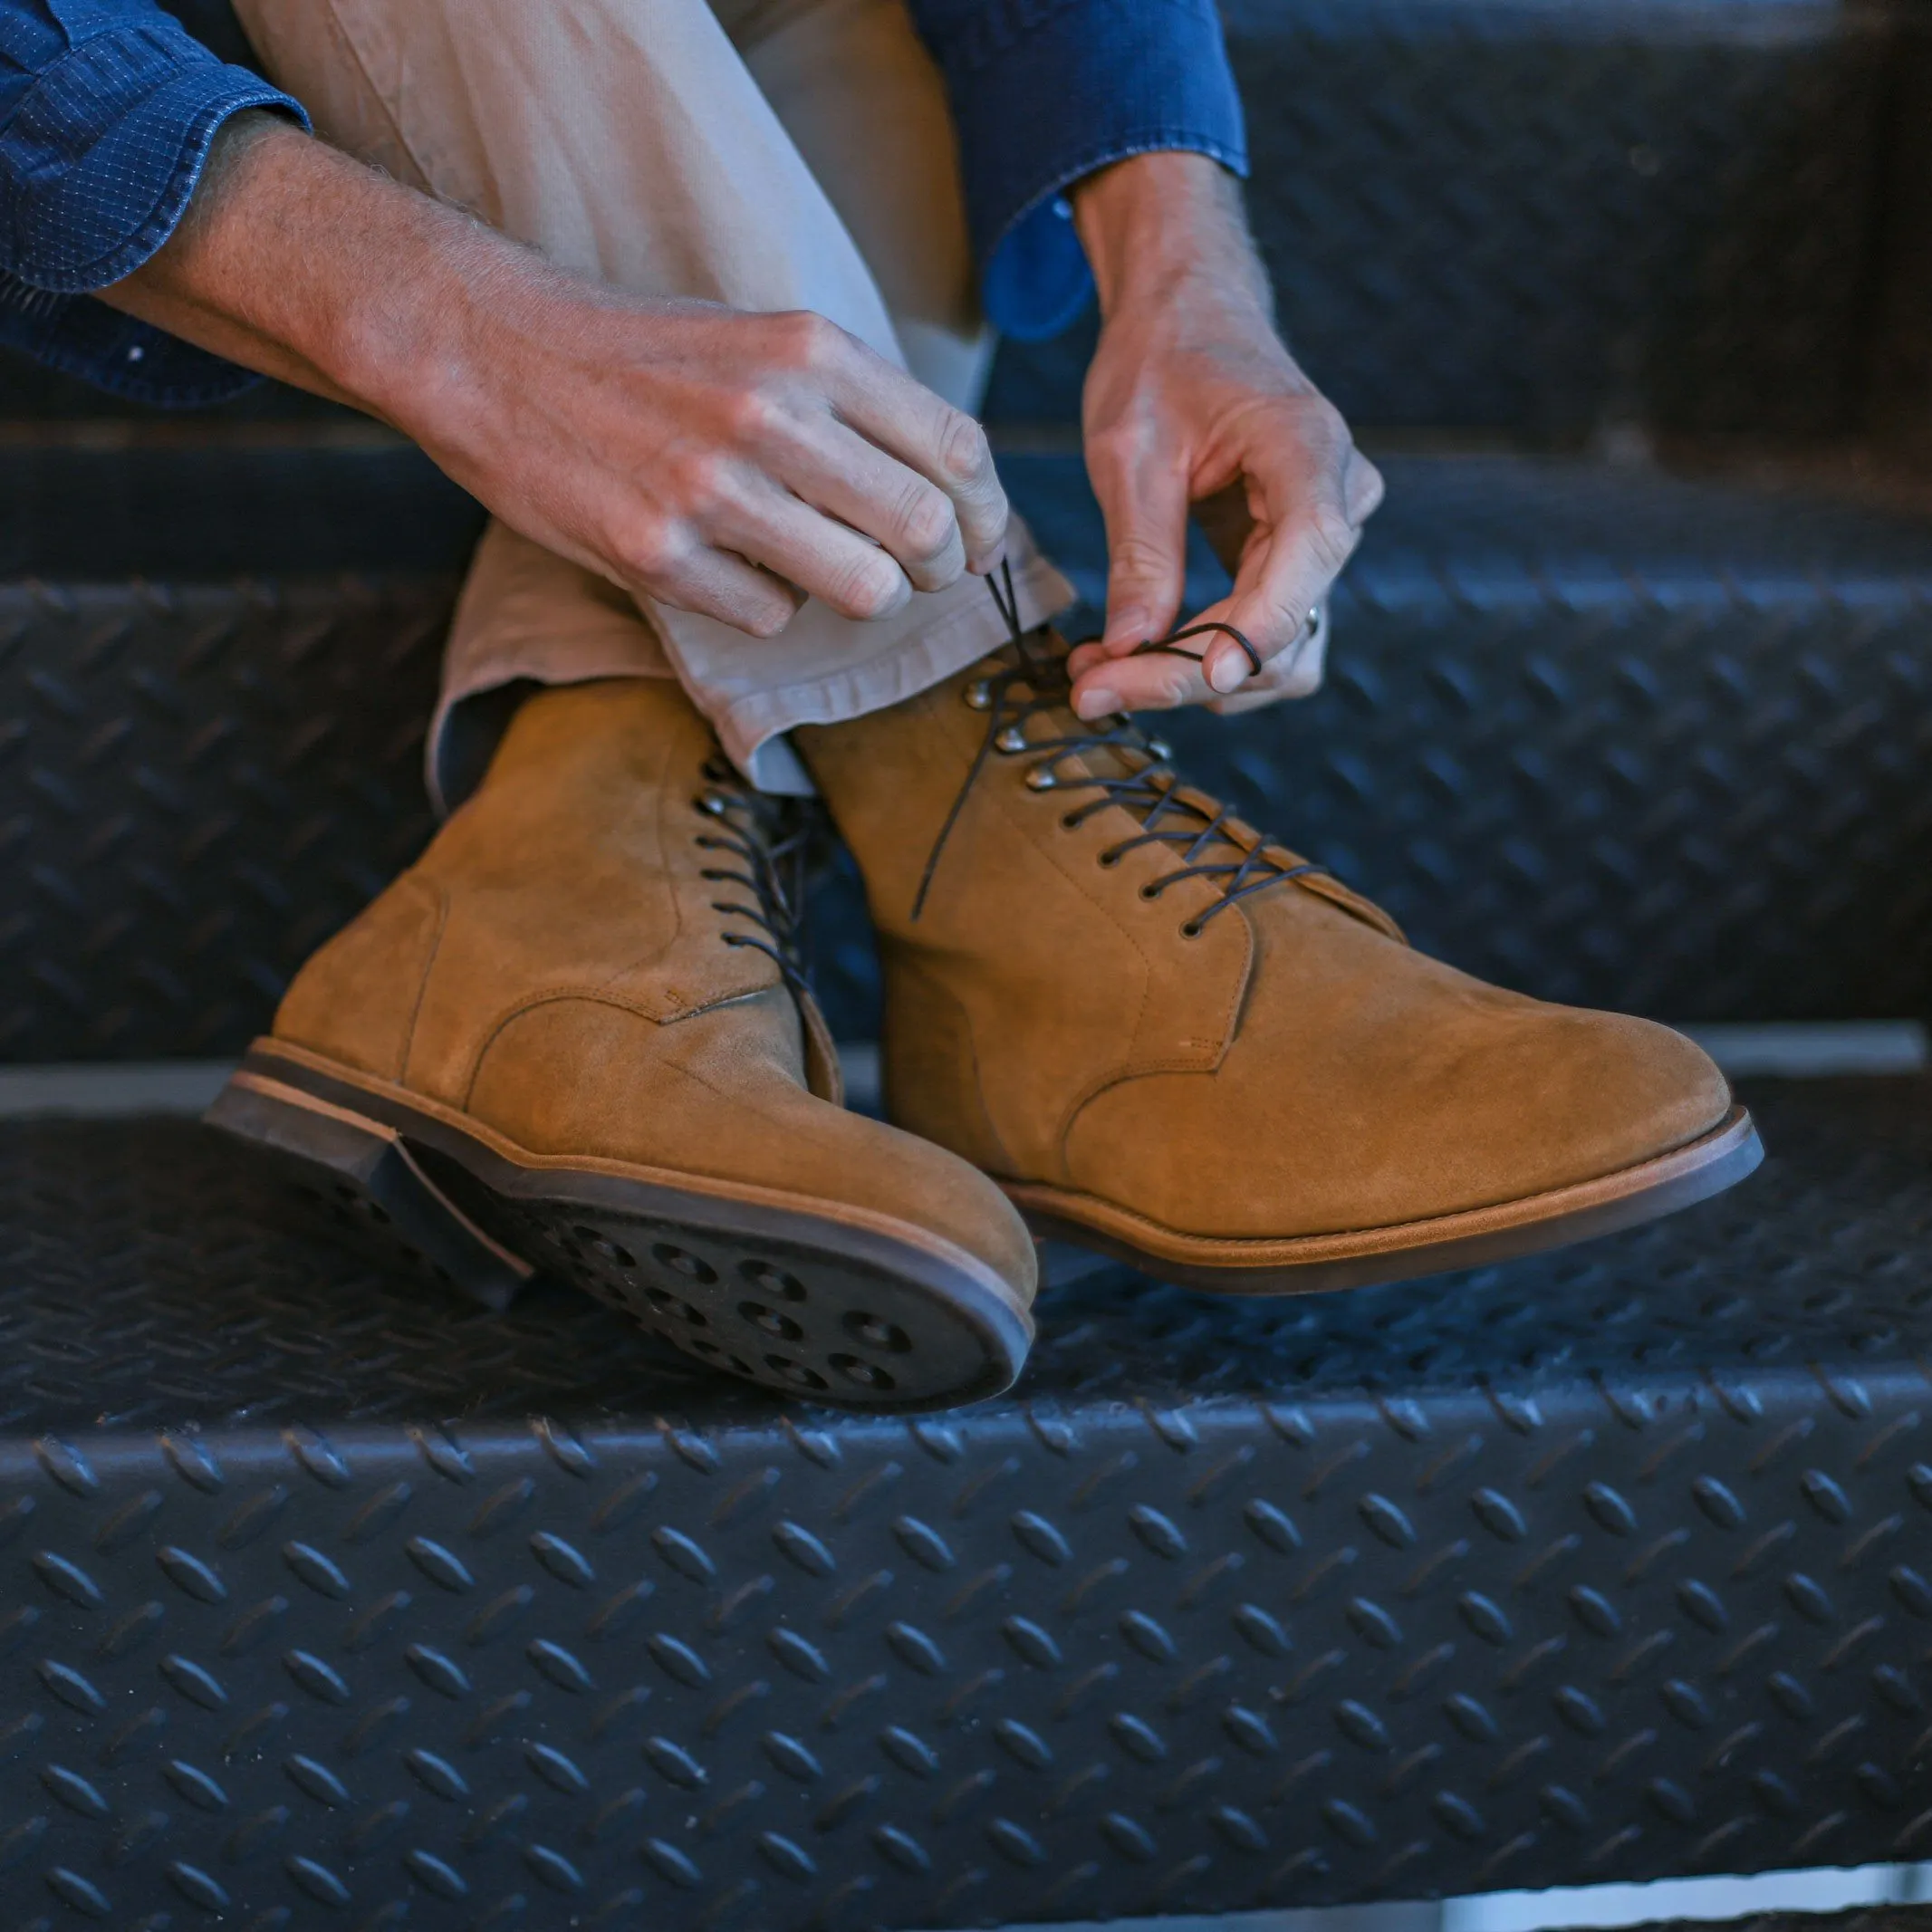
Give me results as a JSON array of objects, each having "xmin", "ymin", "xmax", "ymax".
[
  {"xmin": 95, "ymin": 110, "xmax": 517, "ymax": 426},
  {"xmin": 93, "ymin": 109, "xmax": 1005, "ymax": 636},
  {"xmin": 1070, "ymin": 151, "xmax": 1272, "ymax": 325}
]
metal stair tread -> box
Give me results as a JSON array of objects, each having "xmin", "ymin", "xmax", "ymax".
[
  {"xmin": 0, "ymin": 1074, "xmax": 1919, "ymax": 1430},
  {"xmin": 2, "ymin": 445, "xmax": 1930, "ymax": 1059},
  {"xmin": 0, "ymin": 1075, "xmax": 1928, "ymax": 1926}
]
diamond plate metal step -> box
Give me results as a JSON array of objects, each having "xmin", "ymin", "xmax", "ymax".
[
  {"xmin": 2, "ymin": 444, "xmax": 1928, "ymax": 1060},
  {"xmin": 987, "ymin": 0, "xmax": 1918, "ymax": 442},
  {"xmin": 0, "ymin": 1075, "xmax": 1927, "ymax": 1927}
]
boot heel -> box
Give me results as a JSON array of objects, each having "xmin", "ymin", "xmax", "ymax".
[{"xmin": 207, "ymin": 1067, "xmax": 534, "ymax": 1312}]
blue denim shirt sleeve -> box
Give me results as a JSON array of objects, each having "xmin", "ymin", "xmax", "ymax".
[
  {"xmin": 1, "ymin": 0, "xmax": 1241, "ymax": 402},
  {"xmin": 907, "ymin": 0, "xmax": 1247, "ymax": 341},
  {"xmin": 0, "ymin": 0, "xmax": 306, "ymax": 403}
]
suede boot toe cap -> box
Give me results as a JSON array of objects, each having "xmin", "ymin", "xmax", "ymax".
[
  {"xmin": 467, "ymin": 993, "xmax": 1040, "ymax": 1304},
  {"xmin": 1061, "ymin": 1004, "xmax": 1735, "ymax": 1242}
]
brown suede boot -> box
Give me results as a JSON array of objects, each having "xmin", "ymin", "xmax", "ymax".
[
  {"xmin": 208, "ymin": 679, "xmax": 1035, "ymax": 1408},
  {"xmin": 795, "ymin": 629, "xmax": 1761, "ymax": 1293}
]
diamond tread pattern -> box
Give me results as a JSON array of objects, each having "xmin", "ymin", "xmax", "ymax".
[
  {"xmin": 0, "ymin": 1077, "xmax": 1929, "ymax": 1926},
  {"xmin": 5, "ymin": 452, "xmax": 1932, "ymax": 1059},
  {"xmin": 0, "ymin": 574, "xmax": 450, "ymax": 1059},
  {"xmin": 985, "ymin": 0, "xmax": 1898, "ymax": 436}
]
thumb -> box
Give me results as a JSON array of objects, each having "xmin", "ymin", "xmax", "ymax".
[{"xmin": 1091, "ymin": 451, "xmax": 1190, "ymax": 657}]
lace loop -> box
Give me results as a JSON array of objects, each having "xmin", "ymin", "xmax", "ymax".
[
  {"xmin": 910, "ymin": 564, "xmax": 1328, "ymax": 925},
  {"xmin": 1130, "ymin": 619, "xmax": 1263, "ymax": 679}
]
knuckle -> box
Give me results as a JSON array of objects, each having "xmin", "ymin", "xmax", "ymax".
[
  {"xmin": 1305, "ymin": 505, "xmax": 1357, "ymax": 575},
  {"xmin": 1355, "ymin": 457, "xmax": 1389, "ymax": 516},
  {"xmin": 670, "ymin": 453, "xmax": 736, "ymax": 524},
  {"xmin": 612, "ymin": 522, "xmax": 682, "ymax": 584},
  {"xmin": 1082, "ymin": 422, "xmax": 1138, "ymax": 471},
  {"xmin": 1312, "ymin": 397, "xmax": 1350, "ymax": 443},
  {"xmin": 767, "ymin": 311, "xmax": 813, "ymax": 361},
  {"xmin": 726, "ymin": 386, "xmax": 784, "ymax": 447},
  {"xmin": 1288, "ymin": 392, "xmax": 1349, "ymax": 450},
  {"xmin": 1084, "ymin": 406, "xmax": 1158, "ymax": 461},
  {"xmin": 896, "ymin": 485, "xmax": 957, "ymax": 563},
  {"xmin": 937, "ymin": 412, "xmax": 993, "ymax": 490},
  {"xmin": 777, "ymin": 310, "xmax": 843, "ymax": 373},
  {"xmin": 745, "ymin": 597, "xmax": 795, "ymax": 639},
  {"xmin": 833, "ymin": 554, "xmax": 908, "ymax": 620},
  {"xmin": 1110, "ymin": 530, "xmax": 1177, "ymax": 585}
]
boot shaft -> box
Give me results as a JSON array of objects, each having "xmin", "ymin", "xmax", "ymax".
[
  {"xmin": 280, "ymin": 678, "xmax": 818, "ymax": 1101},
  {"xmin": 798, "ymin": 642, "xmax": 1326, "ymax": 1172}
]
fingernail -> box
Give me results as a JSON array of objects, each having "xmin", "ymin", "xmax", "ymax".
[
  {"xmin": 1108, "ymin": 610, "xmax": 1147, "ymax": 649},
  {"xmin": 1076, "ymin": 688, "xmax": 1120, "ymax": 720},
  {"xmin": 1208, "ymin": 650, "xmax": 1247, "ymax": 695}
]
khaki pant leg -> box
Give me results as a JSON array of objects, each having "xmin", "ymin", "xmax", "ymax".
[
  {"xmin": 716, "ymin": 0, "xmax": 990, "ymax": 410},
  {"xmin": 231, "ymin": 0, "xmax": 1068, "ymax": 803}
]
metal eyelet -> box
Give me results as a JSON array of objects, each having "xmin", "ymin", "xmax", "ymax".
[
  {"xmin": 1147, "ymin": 736, "xmax": 1173, "ymax": 761},
  {"xmin": 964, "ymin": 679, "xmax": 994, "ymax": 710},
  {"xmin": 1024, "ymin": 768, "xmax": 1057, "ymax": 793},
  {"xmin": 1138, "ymin": 881, "xmax": 1161, "ymax": 901},
  {"xmin": 1179, "ymin": 919, "xmax": 1203, "ymax": 939},
  {"xmin": 995, "ymin": 726, "xmax": 1027, "ymax": 754},
  {"xmin": 1060, "ymin": 812, "xmax": 1082, "ymax": 831},
  {"xmin": 696, "ymin": 791, "xmax": 730, "ymax": 816},
  {"xmin": 1097, "ymin": 851, "xmax": 1120, "ymax": 869}
]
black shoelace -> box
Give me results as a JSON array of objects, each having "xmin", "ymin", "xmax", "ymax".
[
  {"xmin": 911, "ymin": 562, "xmax": 1328, "ymax": 925},
  {"xmin": 694, "ymin": 754, "xmax": 813, "ymax": 996}
]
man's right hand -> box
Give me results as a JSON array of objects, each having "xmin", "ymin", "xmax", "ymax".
[
  {"xmin": 426, "ymin": 292, "xmax": 1010, "ymax": 636},
  {"xmin": 101, "ymin": 113, "xmax": 1009, "ymax": 636}
]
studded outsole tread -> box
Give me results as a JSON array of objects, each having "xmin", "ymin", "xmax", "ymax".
[{"xmin": 207, "ymin": 1043, "xmax": 1033, "ymax": 1411}]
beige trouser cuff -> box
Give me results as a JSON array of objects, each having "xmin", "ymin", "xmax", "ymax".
[{"xmin": 429, "ymin": 522, "xmax": 1073, "ymax": 808}]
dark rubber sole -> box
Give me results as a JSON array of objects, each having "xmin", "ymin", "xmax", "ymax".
[
  {"xmin": 1005, "ymin": 1106, "xmax": 1764, "ymax": 1295},
  {"xmin": 207, "ymin": 1043, "xmax": 1033, "ymax": 1411}
]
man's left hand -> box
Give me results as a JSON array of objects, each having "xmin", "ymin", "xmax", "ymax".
[{"xmin": 1062, "ymin": 153, "xmax": 1383, "ymax": 721}]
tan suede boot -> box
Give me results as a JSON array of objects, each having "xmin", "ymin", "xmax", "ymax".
[
  {"xmin": 207, "ymin": 679, "xmax": 1035, "ymax": 1408},
  {"xmin": 796, "ymin": 629, "xmax": 1761, "ymax": 1293}
]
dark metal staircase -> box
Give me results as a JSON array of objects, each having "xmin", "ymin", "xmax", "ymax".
[{"xmin": 4, "ymin": 2, "xmax": 1932, "ymax": 1926}]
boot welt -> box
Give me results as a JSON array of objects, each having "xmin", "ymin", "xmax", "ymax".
[
  {"xmin": 207, "ymin": 1040, "xmax": 1033, "ymax": 1411},
  {"xmin": 1003, "ymin": 1105, "xmax": 1762, "ymax": 1295}
]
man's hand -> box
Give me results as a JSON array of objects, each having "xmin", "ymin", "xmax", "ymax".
[
  {"xmin": 1063, "ymin": 152, "xmax": 1382, "ymax": 719},
  {"xmin": 426, "ymin": 287, "xmax": 1007, "ymax": 637},
  {"xmin": 101, "ymin": 113, "xmax": 1008, "ymax": 638}
]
